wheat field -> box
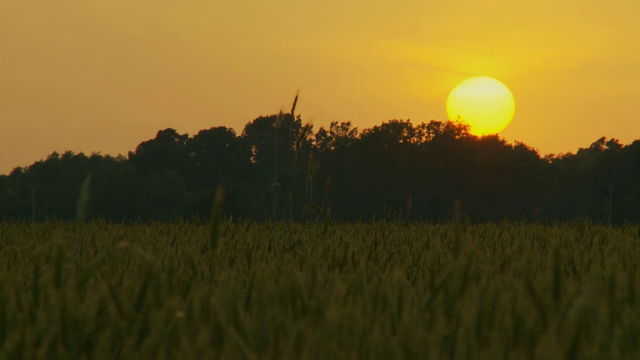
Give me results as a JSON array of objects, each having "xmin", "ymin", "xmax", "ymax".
[{"xmin": 1, "ymin": 220, "xmax": 639, "ymax": 359}]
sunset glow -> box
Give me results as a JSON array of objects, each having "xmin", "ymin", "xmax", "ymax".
[{"xmin": 1, "ymin": 1, "xmax": 640, "ymax": 173}]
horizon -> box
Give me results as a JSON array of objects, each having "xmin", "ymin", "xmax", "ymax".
[
  {"xmin": 2, "ymin": 1, "xmax": 640, "ymax": 175},
  {"xmin": 0, "ymin": 115, "xmax": 633, "ymax": 176}
]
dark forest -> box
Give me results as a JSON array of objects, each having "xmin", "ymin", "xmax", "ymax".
[{"xmin": 1, "ymin": 113, "xmax": 638, "ymax": 224}]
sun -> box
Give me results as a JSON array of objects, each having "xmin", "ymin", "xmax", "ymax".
[{"xmin": 446, "ymin": 76, "xmax": 515, "ymax": 136}]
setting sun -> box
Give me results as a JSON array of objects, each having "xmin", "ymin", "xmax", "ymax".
[{"xmin": 446, "ymin": 76, "xmax": 516, "ymax": 136}]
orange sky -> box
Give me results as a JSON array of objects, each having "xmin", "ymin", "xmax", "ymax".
[{"xmin": 1, "ymin": 1, "xmax": 639, "ymax": 174}]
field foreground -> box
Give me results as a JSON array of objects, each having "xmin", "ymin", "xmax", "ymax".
[{"xmin": 1, "ymin": 221, "xmax": 639, "ymax": 359}]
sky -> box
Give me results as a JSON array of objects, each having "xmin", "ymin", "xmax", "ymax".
[{"xmin": 2, "ymin": 0, "xmax": 640, "ymax": 174}]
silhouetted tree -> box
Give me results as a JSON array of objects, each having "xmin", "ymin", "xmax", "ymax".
[
  {"xmin": 242, "ymin": 113, "xmax": 313, "ymax": 220},
  {"xmin": 3, "ymin": 116, "xmax": 640, "ymax": 224},
  {"xmin": 186, "ymin": 126, "xmax": 252, "ymax": 190},
  {"xmin": 128, "ymin": 128, "xmax": 189, "ymax": 176}
]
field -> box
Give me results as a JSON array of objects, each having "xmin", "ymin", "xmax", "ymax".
[{"xmin": 1, "ymin": 220, "xmax": 640, "ymax": 359}]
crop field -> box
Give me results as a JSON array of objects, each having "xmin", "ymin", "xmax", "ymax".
[{"xmin": 1, "ymin": 220, "xmax": 640, "ymax": 359}]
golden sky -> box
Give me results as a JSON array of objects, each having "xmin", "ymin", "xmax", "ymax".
[{"xmin": 1, "ymin": 0, "xmax": 639, "ymax": 174}]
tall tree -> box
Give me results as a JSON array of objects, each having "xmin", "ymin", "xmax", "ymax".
[{"xmin": 128, "ymin": 128, "xmax": 189, "ymax": 176}]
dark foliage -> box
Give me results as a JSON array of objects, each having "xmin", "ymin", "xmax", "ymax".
[{"xmin": 1, "ymin": 116, "xmax": 638, "ymax": 224}]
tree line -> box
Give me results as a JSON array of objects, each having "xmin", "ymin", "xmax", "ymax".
[{"xmin": 1, "ymin": 113, "xmax": 639, "ymax": 224}]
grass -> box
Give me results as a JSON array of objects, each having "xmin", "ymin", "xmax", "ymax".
[{"xmin": 1, "ymin": 220, "xmax": 640, "ymax": 358}]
